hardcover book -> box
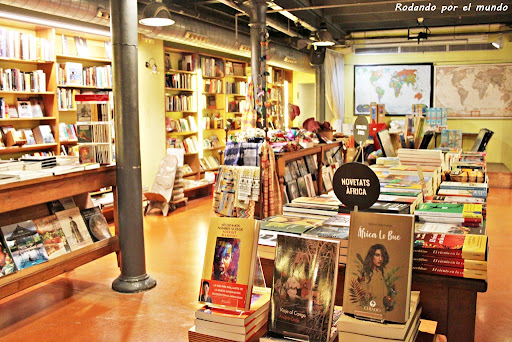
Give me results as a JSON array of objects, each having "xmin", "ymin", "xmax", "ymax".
[
  {"xmin": 259, "ymin": 221, "xmax": 314, "ymax": 235},
  {"xmin": 343, "ymin": 211, "xmax": 415, "ymax": 323},
  {"xmin": 302, "ymin": 226, "xmax": 349, "ymax": 248},
  {"xmin": 1, "ymin": 220, "xmax": 49, "ymax": 270},
  {"xmin": 269, "ymin": 235, "xmax": 339, "ymax": 342},
  {"xmin": 0, "ymin": 238, "xmax": 16, "ymax": 277},
  {"xmin": 263, "ymin": 215, "xmax": 325, "ymax": 227},
  {"xmin": 413, "ymin": 233, "xmax": 487, "ymax": 261},
  {"xmin": 199, "ymin": 217, "xmax": 260, "ymax": 311},
  {"xmin": 33, "ymin": 215, "xmax": 71, "ymax": 259},
  {"xmin": 80, "ymin": 207, "xmax": 112, "ymax": 242},
  {"xmin": 415, "ymin": 222, "xmax": 486, "ymax": 236},
  {"xmin": 54, "ymin": 207, "xmax": 94, "ymax": 251}
]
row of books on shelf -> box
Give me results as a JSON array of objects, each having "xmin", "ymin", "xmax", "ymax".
[
  {"xmin": 167, "ymin": 136, "xmax": 200, "ymax": 154},
  {"xmin": 225, "ymin": 81, "xmax": 247, "ymax": 95},
  {"xmin": 0, "ymin": 197, "xmax": 112, "ymax": 279},
  {"xmin": 0, "ymin": 124, "xmax": 54, "ymax": 147},
  {"xmin": 78, "ymin": 144, "xmax": 113, "ymax": 164},
  {"xmin": 204, "ymin": 79, "xmax": 222, "ymax": 93},
  {"xmin": 62, "ymin": 35, "xmax": 111, "ymax": 59},
  {"xmin": 225, "ymin": 61, "xmax": 245, "ymax": 77},
  {"xmin": 199, "ymin": 156, "xmax": 220, "ymax": 171},
  {"xmin": 76, "ymin": 122, "xmax": 111, "ymax": 144},
  {"xmin": 0, "ymin": 29, "xmax": 54, "ymax": 61},
  {"xmin": 165, "ymin": 116, "xmax": 198, "ymax": 133},
  {"xmin": 57, "ymin": 62, "xmax": 112, "ymax": 88},
  {"xmin": 200, "ymin": 56, "xmax": 224, "ymax": 78},
  {"xmin": 202, "ymin": 115, "xmax": 224, "ymax": 130},
  {"xmin": 57, "ymin": 88, "xmax": 75, "ymax": 110},
  {"xmin": 227, "ymin": 99, "xmax": 247, "ymax": 113},
  {"xmin": 165, "ymin": 94, "xmax": 196, "ymax": 112},
  {"xmin": 165, "ymin": 73, "xmax": 196, "ymax": 89},
  {"xmin": 0, "ymin": 96, "xmax": 45, "ymax": 118},
  {"xmin": 0, "ymin": 68, "xmax": 46, "ymax": 92},
  {"xmin": 203, "ymin": 135, "xmax": 221, "ymax": 149}
]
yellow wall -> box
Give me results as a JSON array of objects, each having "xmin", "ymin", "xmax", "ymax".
[
  {"xmin": 138, "ymin": 37, "xmax": 166, "ymax": 188},
  {"xmin": 340, "ymin": 38, "xmax": 512, "ymax": 169}
]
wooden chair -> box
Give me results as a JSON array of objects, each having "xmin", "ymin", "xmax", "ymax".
[{"xmin": 144, "ymin": 154, "xmax": 178, "ymax": 216}]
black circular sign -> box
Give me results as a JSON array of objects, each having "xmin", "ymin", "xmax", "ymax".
[
  {"xmin": 332, "ymin": 162, "xmax": 380, "ymax": 210},
  {"xmin": 353, "ymin": 116, "xmax": 369, "ymax": 145}
]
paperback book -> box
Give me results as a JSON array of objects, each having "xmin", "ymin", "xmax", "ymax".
[
  {"xmin": 33, "ymin": 215, "xmax": 71, "ymax": 259},
  {"xmin": 413, "ymin": 264, "xmax": 487, "ymax": 280},
  {"xmin": 413, "ymin": 233, "xmax": 487, "ymax": 261},
  {"xmin": 54, "ymin": 207, "xmax": 94, "ymax": 251},
  {"xmin": 343, "ymin": 211, "xmax": 415, "ymax": 323},
  {"xmin": 1, "ymin": 220, "xmax": 49, "ymax": 270},
  {"xmin": 199, "ymin": 217, "xmax": 260, "ymax": 311},
  {"xmin": 80, "ymin": 207, "xmax": 112, "ymax": 242},
  {"xmin": 0, "ymin": 238, "xmax": 16, "ymax": 277},
  {"xmin": 269, "ymin": 235, "xmax": 339, "ymax": 342}
]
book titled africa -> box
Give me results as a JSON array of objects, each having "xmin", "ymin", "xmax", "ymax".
[
  {"xmin": 343, "ymin": 211, "xmax": 415, "ymax": 323},
  {"xmin": 199, "ymin": 217, "xmax": 260, "ymax": 311},
  {"xmin": 269, "ymin": 235, "xmax": 340, "ymax": 342}
]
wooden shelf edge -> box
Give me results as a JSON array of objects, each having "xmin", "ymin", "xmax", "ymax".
[
  {"xmin": 0, "ymin": 117, "xmax": 57, "ymax": 122},
  {"xmin": 0, "ymin": 236, "xmax": 120, "ymax": 300},
  {"xmin": 56, "ymin": 54, "xmax": 112, "ymax": 63},
  {"xmin": 0, "ymin": 143, "xmax": 57, "ymax": 154}
]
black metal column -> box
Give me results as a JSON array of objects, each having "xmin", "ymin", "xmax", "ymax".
[
  {"xmin": 111, "ymin": 0, "xmax": 156, "ymax": 293},
  {"xmin": 249, "ymin": 0, "xmax": 268, "ymax": 128},
  {"xmin": 316, "ymin": 64, "xmax": 326, "ymax": 122}
]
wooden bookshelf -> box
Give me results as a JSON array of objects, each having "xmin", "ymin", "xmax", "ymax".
[
  {"xmin": 0, "ymin": 117, "xmax": 57, "ymax": 122},
  {"xmin": 0, "ymin": 167, "xmax": 118, "ymax": 300},
  {"xmin": 55, "ymin": 54, "xmax": 112, "ymax": 63},
  {"xmin": 0, "ymin": 143, "xmax": 58, "ymax": 154}
]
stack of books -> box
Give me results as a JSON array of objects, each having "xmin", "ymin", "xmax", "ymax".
[
  {"xmin": 190, "ymin": 289, "xmax": 271, "ymax": 342},
  {"xmin": 412, "ymin": 233, "xmax": 488, "ymax": 280},
  {"xmin": 415, "ymin": 203, "xmax": 483, "ymax": 226},
  {"xmin": 338, "ymin": 292, "xmax": 422, "ymax": 342},
  {"xmin": 397, "ymin": 148, "xmax": 444, "ymax": 167}
]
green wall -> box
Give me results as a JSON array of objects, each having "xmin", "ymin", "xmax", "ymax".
[
  {"xmin": 340, "ymin": 38, "xmax": 512, "ymax": 170},
  {"xmin": 138, "ymin": 37, "xmax": 166, "ymax": 189}
]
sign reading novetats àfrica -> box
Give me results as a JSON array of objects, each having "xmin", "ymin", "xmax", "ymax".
[{"xmin": 333, "ymin": 162, "xmax": 380, "ymax": 210}]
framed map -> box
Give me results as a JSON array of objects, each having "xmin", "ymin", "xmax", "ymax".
[
  {"xmin": 434, "ymin": 64, "xmax": 512, "ymax": 118},
  {"xmin": 354, "ymin": 64, "xmax": 432, "ymax": 115}
]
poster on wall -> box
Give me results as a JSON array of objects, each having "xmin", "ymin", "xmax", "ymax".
[
  {"xmin": 354, "ymin": 64, "xmax": 432, "ymax": 116},
  {"xmin": 434, "ymin": 64, "xmax": 512, "ymax": 119}
]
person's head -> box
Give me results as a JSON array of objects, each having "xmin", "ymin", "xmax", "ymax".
[
  {"xmin": 69, "ymin": 217, "xmax": 73, "ymax": 221},
  {"xmin": 202, "ymin": 281, "xmax": 210, "ymax": 294},
  {"xmin": 213, "ymin": 242, "xmax": 233, "ymax": 278},
  {"xmin": 363, "ymin": 244, "xmax": 389, "ymax": 278}
]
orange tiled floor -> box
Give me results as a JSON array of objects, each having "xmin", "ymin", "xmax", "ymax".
[{"xmin": 0, "ymin": 191, "xmax": 511, "ymax": 341}]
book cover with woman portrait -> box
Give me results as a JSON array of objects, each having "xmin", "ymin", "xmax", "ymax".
[
  {"xmin": 199, "ymin": 217, "xmax": 260, "ymax": 311},
  {"xmin": 343, "ymin": 211, "xmax": 414, "ymax": 323}
]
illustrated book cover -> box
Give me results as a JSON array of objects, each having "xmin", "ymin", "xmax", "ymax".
[
  {"xmin": 47, "ymin": 197, "xmax": 77, "ymax": 214},
  {"xmin": 54, "ymin": 207, "xmax": 94, "ymax": 251},
  {"xmin": 0, "ymin": 237, "xmax": 17, "ymax": 277},
  {"xmin": 1, "ymin": 220, "xmax": 49, "ymax": 270},
  {"xmin": 33, "ymin": 215, "xmax": 71, "ymax": 259},
  {"xmin": 199, "ymin": 217, "xmax": 260, "ymax": 311},
  {"xmin": 269, "ymin": 235, "xmax": 339, "ymax": 342},
  {"xmin": 80, "ymin": 207, "xmax": 112, "ymax": 242},
  {"xmin": 343, "ymin": 211, "xmax": 415, "ymax": 323}
]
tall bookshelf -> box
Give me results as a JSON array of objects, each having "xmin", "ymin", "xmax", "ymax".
[
  {"xmin": 0, "ymin": 21, "xmax": 58, "ymax": 158},
  {"xmin": 266, "ymin": 66, "xmax": 293, "ymax": 131},
  {"xmin": 0, "ymin": 19, "xmax": 114, "ymax": 163}
]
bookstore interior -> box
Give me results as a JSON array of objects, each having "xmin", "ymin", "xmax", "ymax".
[{"xmin": 0, "ymin": 0, "xmax": 511, "ymax": 341}]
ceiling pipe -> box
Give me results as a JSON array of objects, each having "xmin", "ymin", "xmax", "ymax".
[
  {"xmin": 0, "ymin": 0, "xmax": 313, "ymax": 72},
  {"xmin": 350, "ymin": 24, "xmax": 511, "ymax": 39}
]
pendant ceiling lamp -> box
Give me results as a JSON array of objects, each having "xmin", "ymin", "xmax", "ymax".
[
  {"xmin": 139, "ymin": 0, "xmax": 175, "ymax": 27},
  {"xmin": 312, "ymin": 22, "xmax": 335, "ymax": 47}
]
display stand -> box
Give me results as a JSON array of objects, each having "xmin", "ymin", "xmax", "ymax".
[{"xmin": 0, "ymin": 167, "xmax": 119, "ymax": 300}]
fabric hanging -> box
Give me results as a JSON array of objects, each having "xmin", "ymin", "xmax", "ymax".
[
  {"xmin": 260, "ymin": 141, "xmax": 283, "ymax": 218},
  {"xmin": 325, "ymin": 49, "xmax": 345, "ymax": 129}
]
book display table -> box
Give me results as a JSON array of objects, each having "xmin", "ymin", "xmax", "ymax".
[
  {"xmin": 260, "ymin": 258, "xmax": 486, "ymax": 342},
  {"xmin": 0, "ymin": 167, "xmax": 119, "ymax": 300}
]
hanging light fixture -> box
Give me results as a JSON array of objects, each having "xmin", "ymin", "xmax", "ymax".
[
  {"xmin": 492, "ymin": 34, "xmax": 504, "ymax": 49},
  {"xmin": 312, "ymin": 22, "xmax": 335, "ymax": 47},
  {"xmin": 139, "ymin": 0, "xmax": 175, "ymax": 27}
]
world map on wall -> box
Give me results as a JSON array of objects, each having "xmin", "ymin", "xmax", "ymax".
[
  {"xmin": 354, "ymin": 64, "xmax": 432, "ymax": 115},
  {"xmin": 435, "ymin": 64, "xmax": 512, "ymax": 118}
]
